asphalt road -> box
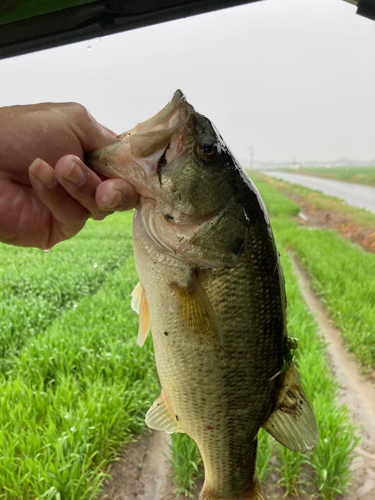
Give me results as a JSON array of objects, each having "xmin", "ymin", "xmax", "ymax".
[{"xmin": 262, "ymin": 171, "xmax": 375, "ymax": 214}]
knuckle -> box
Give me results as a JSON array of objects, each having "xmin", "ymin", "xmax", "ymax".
[{"xmin": 66, "ymin": 102, "xmax": 91, "ymax": 121}]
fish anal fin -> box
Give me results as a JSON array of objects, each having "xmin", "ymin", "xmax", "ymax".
[
  {"xmin": 262, "ymin": 363, "xmax": 319, "ymax": 451},
  {"xmin": 131, "ymin": 283, "xmax": 151, "ymax": 347},
  {"xmin": 145, "ymin": 393, "xmax": 184, "ymax": 434},
  {"xmin": 171, "ymin": 273, "xmax": 222, "ymax": 345}
]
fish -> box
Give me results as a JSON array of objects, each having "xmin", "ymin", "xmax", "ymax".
[{"xmin": 86, "ymin": 90, "xmax": 319, "ymax": 500}]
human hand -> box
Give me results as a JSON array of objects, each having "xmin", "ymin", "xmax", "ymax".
[{"xmin": 0, "ymin": 102, "xmax": 139, "ymax": 249}]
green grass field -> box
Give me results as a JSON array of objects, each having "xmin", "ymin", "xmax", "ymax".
[
  {"xmin": 274, "ymin": 249, "xmax": 358, "ymax": 500},
  {"xmin": 0, "ymin": 195, "xmax": 362, "ymax": 499},
  {"xmin": 250, "ymin": 173, "xmax": 375, "ymax": 373},
  {"xmin": 0, "ymin": 213, "xmax": 159, "ymax": 499},
  {"xmin": 281, "ymin": 166, "xmax": 375, "ymax": 187}
]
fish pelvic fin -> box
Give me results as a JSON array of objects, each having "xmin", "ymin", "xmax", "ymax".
[
  {"xmin": 145, "ymin": 392, "xmax": 184, "ymax": 434},
  {"xmin": 131, "ymin": 282, "xmax": 151, "ymax": 347},
  {"xmin": 262, "ymin": 362, "xmax": 319, "ymax": 452},
  {"xmin": 200, "ymin": 477, "xmax": 265, "ymax": 500}
]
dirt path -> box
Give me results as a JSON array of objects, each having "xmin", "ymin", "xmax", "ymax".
[
  {"xmin": 99, "ymin": 258, "xmax": 375, "ymax": 500},
  {"xmin": 98, "ymin": 431, "xmax": 172, "ymax": 500},
  {"xmin": 292, "ymin": 256, "xmax": 375, "ymax": 500}
]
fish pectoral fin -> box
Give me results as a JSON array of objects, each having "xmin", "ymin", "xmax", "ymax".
[
  {"xmin": 172, "ymin": 273, "xmax": 222, "ymax": 345},
  {"xmin": 262, "ymin": 363, "xmax": 319, "ymax": 451},
  {"xmin": 131, "ymin": 282, "xmax": 151, "ymax": 347},
  {"xmin": 145, "ymin": 393, "xmax": 184, "ymax": 434},
  {"xmin": 131, "ymin": 282, "xmax": 143, "ymax": 313}
]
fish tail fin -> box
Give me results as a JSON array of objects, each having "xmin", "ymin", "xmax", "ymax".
[{"xmin": 200, "ymin": 477, "xmax": 266, "ymax": 500}]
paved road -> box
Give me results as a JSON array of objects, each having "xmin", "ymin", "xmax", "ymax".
[{"xmin": 262, "ymin": 171, "xmax": 375, "ymax": 214}]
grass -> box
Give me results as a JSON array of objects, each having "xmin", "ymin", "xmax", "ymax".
[
  {"xmin": 0, "ymin": 191, "xmax": 363, "ymax": 499},
  {"xmin": 168, "ymin": 434, "xmax": 203, "ymax": 497},
  {"xmin": 272, "ymin": 219, "xmax": 375, "ymax": 372},
  {"xmin": 0, "ymin": 215, "xmax": 133, "ymax": 375},
  {"xmin": 256, "ymin": 430, "xmax": 275, "ymax": 484},
  {"xmin": 277, "ymin": 447, "xmax": 304, "ymax": 496},
  {"xmin": 277, "ymin": 250, "xmax": 359, "ymax": 500},
  {"xmin": 250, "ymin": 172, "xmax": 375, "ymax": 373},
  {"xmin": 0, "ymin": 212, "xmax": 160, "ymax": 499},
  {"xmin": 249, "ymin": 175, "xmax": 300, "ymax": 219},
  {"xmin": 250, "ymin": 171, "xmax": 373, "ymax": 496},
  {"xmin": 281, "ymin": 166, "xmax": 375, "ymax": 187}
]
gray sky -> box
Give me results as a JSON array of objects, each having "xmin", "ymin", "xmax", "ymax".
[{"xmin": 1, "ymin": 0, "xmax": 375, "ymax": 165}]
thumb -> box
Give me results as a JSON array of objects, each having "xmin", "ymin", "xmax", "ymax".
[{"xmin": 62, "ymin": 103, "xmax": 119, "ymax": 153}]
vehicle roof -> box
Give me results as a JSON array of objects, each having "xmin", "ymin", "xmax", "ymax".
[{"xmin": 0, "ymin": 0, "xmax": 261, "ymax": 60}]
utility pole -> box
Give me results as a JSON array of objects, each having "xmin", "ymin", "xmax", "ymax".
[{"xmin": 250, "ymin": 147, "xmax": 254, "ymax": 170}]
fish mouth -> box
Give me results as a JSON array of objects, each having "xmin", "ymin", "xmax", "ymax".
[
  {"xmin": 119, "ymin": 89, "xmax": 187, "ymax": 139},
  {"xmin": 86, "ymin": 90, "xmax": 192, "ymax": 194}
]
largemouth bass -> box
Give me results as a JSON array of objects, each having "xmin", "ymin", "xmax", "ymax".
[{"xmin": 87, "ymin": 90, "xmax": 318, "ymax": 500}]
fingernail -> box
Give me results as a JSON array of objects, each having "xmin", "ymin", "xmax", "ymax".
[
  {"xmin": 102, "ymin": 188, "xmax": 125, "ymax": 209},
  {"xmin": 62, "ymin": 160, "xmax": 86, "ymax": 185},
  {"xmin": 29, "ymin": 158, "xmax": 55, "ymax": 186}
]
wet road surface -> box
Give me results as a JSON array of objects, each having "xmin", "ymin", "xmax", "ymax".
[{"xmin": 262, "ymin": 171, "xmax": 375, "ymax": 214}]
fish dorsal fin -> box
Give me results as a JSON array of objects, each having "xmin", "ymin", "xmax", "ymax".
[
  {"xmin": 262, "ymin": 363, "xmax": 319, "ymax": 451},
  {"xmin": 145, "ymin": 393, "xmax": 184, "ymax": 434},
  {"xmin": 172, "ymin": 273, "xmax": 222, "ymax": 345},
  {"xmin": 131, "ymin": 282, "xmax": 151, "ymax": 347}
]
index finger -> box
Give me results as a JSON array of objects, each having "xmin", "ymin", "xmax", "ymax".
[{"xmin": 55, "ymin": 155, "xmax": 111, "ymax": 220}]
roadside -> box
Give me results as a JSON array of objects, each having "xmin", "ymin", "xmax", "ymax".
[
  {"xmin": 257, "ymin": 173, "xmax": 375, "ymax": 253},
  {"xmin": 295, "ymin": 205, "xmax": 375, "ymax": 253},
  {"xmin": 262, "ymin": 170, "xmax": 375, "ymax": 214},
  {"xmin": 280, "ymin": 167, "xmax": 375, "ymax": 188}
]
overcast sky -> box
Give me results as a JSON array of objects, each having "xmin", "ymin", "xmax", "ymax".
[{"xmin": 1, "ymin": 0, "xmax": 375, "ymax": 165}]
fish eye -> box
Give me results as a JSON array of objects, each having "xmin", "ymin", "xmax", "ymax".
[{"xmin": 197, "ymin": 139, "xmax": 218, "ymax": 161}]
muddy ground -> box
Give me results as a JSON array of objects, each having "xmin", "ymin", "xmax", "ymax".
[
  {"xmin": 98, "ymin": 202, "xmax": 375, "ymax": 500},
  {"xmin": 287, "ymin": 191, "xmax": 375, "ymax": 254}
]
